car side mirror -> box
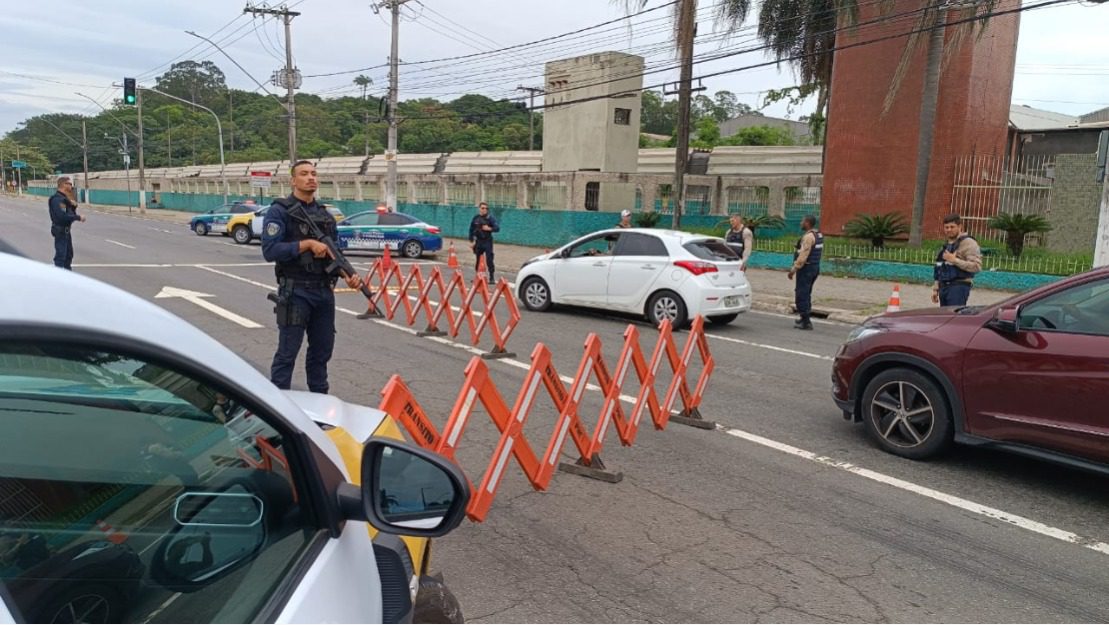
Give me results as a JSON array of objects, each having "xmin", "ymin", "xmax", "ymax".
[
  {"xmin": 988, "ymin": 305, "xmax": 1020, "ymax": 334},
  {"xmin": 337, "ymin": 438, "xmax": 470, "ymax": 538}
]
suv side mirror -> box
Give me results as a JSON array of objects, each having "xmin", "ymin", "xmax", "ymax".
[
  {"xmin": 988, "ymin": 305, "xmax": 1020, "ymax": 334},
  {"xmin": 337, "ymin": 438, "xmax": 470, "ymax": 538}
]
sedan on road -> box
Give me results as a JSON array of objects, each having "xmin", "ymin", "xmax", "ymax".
[
  {"xmin": 228, "ymin": 204, "xmax": 343, "ymax": 244},
  {"xmin": 516, "ymin": 228, "xmax": 752, "ymax": 328},
  {"xmin": 336, "ymin": 211, "xmax": 443, "ymax": 258},
  {"xmin": 833, "ymin": 265, "xmax": 1109, "ymax": 473},
  {"xmin": 188, "ymin": 202, "xmax": 258, "ymax": 236}
]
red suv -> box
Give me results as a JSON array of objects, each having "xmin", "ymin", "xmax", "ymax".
[{"xmin": 832, "ymin": 266, "xmax": 1109, "ymax": 472}]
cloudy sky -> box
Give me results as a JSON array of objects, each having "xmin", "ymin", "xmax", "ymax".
[{"xmin": 2, "ymin": 0, "xmax": 1106, "ymax": 135}]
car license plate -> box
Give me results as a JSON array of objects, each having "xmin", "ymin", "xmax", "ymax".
[{"xmin": 724, "ymin": 296, "xmax": 740, "ymax": 307}]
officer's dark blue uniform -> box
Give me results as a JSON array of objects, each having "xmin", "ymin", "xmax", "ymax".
[
  {"xmin": 933, "ymin": 234, "xmax": 975, "ymax": 306},
  {"xmin": 261, "ymin": 195, "xmax": 340, "ymax": 394},
  {"xmin": 48, "ymin": 189, "xmax": 80, "ymax": 269},
  {"xmin": 468, "ymin": 208, "xmax": 500, "ymax": 281},
  {"xmin": 793, "ymin": 227, "xmax": 823, "ymax": 329}
]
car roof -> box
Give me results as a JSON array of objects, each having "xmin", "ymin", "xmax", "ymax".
[
  {"xmin": 569, "ymin": 227, "xmax": 720, "ymax": 244},
  {"xmin": 0, "ymin": 253, "xmax": 344, "ymax": 470}
]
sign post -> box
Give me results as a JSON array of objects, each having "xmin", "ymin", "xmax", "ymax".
[
  {"xmin": 11, "ymin": 160, "xmax": 25, "ymax": 196},
  {"xmin": 250, "ymin": 171, "xmax": 272, "ymax": 204}
]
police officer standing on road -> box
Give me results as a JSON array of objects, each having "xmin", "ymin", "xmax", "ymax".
[
  {"xmin": 48, "ymin": 176, "xmax": 84, "ymax": 270},
  {"xmin": 724, "ymin": 213, "xmax": 754, "ymax": 271},
  {"xmin": 932, "ymin": 213, "xmax": 982, "ymax": 306},
  {"xmin": 262, "ymin": 160, "xmax": 363, "ymax": 394},
  {"xmin": 787, "ymin": 214, "xmax": 823, "ymax": 330},
  {"xmin": 616, "ymin": 209, "xmax": 633, "ymax": 228},
  {"xmin": 469, "ymin": 201, "xmax": 500, "ymax": 281}
]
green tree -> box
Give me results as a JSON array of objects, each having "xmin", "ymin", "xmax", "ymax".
[
  {"xmin": 692, "ymin": 117, "xmax": 721, "ymax": 148},
  {"xmin": 154, "ymin": 61, "xmax": 228, "ymax": 110},
  {"xmin": 722, "ymin": 125, "xmax": 796, "ymax": 146},
  {"xmin": 353, "ymin": 75, "xmax": 373, "ymax": 100},
  {"xmin": 640, "ymin": 90, "xmax": 677, "ymax": 135},
  {"xmin": 988, "ymin": 213, "xmax": 1052, "ymax": 258}
]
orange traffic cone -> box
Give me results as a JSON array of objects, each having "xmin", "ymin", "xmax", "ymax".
[
  {"xmin": 886, "ymin": 284, "xmax": 902, "ymax": 313},
  {"xmin": 96, "ymin": 519, "xmax": 128, "ymax": 544},
  {"xmin": 382, "ymin": 244, "xmax": 393, "ymax": 272},
  {"xmin": 476, "ymin": 251, "xmax": 487, "ymax": 278},
  {"xmin": 447, "ymin": 242, "xmax": 460, "ymax": 270}
]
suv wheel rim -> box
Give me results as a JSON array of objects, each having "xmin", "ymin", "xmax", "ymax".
[
  {"xmin": 653, "ymin": 296, "xmax": 678, "ymax": 322},
  {"xmin": 525, "ymin": 281, "xmax": 547, "ymax": 308},
  {"xmin": 869, "ymin": 380, "xmax": 934, "ymax": 448}
]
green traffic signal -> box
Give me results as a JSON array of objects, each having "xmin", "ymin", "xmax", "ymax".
[{"xmin": 123, "ymin": 77, "xmax": 136, "ymax": 106}]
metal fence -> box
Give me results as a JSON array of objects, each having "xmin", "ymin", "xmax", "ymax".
[
  {"xmin": 759, "ymin": 238, "xmax": 1092, "ymax": 276},
  {"xmin": 950, "ymin": 154, "xmax": 1054, "ymax": 245}
]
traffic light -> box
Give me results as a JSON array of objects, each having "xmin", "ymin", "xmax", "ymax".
[{"xmin": 123, "ymin": 78, "xmax": 136, "ymax": 105}]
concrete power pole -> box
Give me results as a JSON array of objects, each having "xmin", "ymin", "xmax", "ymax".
[
  {"xmin": 373, "ymin": 0, "xmax": 409, "ymax": 210},
  {"xmin": 81, "ymin": 121, "xmax": 90, "ymax": 202},
  {"xmin": 244, "ymin": 3, "xmax": 300, "ymax": 164},
  {"xmin": 669, "ymin": 0, "xmax": 696, "ymax": 229},
  {"xmin": 137, "ymin": 88, "xmax": 146, "ymax": 213},
  {"xmin": 516, "ymin": 85, "xmax": 544, "ymax": 151},
  {"xmin": 1096, "ymin": 131, "xmax": 1109, "ymax": 268}
]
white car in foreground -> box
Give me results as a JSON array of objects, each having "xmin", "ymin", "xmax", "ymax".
[
  {"xmin": 0, "ymin": 252, "xmax": 469, "ymax": 624},
  {"xmin": 516, "ymin": 228, "xmax": 752, "ymax": 327}
]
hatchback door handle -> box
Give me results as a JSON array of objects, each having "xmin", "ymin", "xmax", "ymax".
[
  {"xmin": 592, "ymin": 261, "xmax": 606, "ymax": 267},
  {"xmin": 641, "ymin": 265, "xmax": 657, "ymax": 270}
]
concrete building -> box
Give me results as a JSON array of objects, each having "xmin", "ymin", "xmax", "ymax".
[
  {"xmin": 1007, "ymin": 104, "xmax": 1108, "ymax": 162},
  {"xmin": 542, "ymin": 52, "xmax": 643, "ymax": 212},
  {"xmin": 720, "ymin": 113, "xmax": 812, "ymax": 144},
  {"xmin": 821, "ymin": 0, "xmax": 1021, "ymax": 236}
]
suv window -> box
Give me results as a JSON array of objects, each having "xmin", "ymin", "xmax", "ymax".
[
  {"xmin": 684, "ymin": 239, "xmax": 739, "ymax": 261},
  {"xmin": 613, "ymin": 232, "xmax": 668, "ymax": 256},
  {"xmin": 1018, "ymin": 278, "xmax": 1109, "ymax": 336},
  {"xmin": 0, "ymin": 343, "xmax": 317, "ymax": 623},
  {"xmin": 232, "ymin": 204, "xmax": 257, "ymax": 214}
]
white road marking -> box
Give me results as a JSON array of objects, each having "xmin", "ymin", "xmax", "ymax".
[
  {"xmin": 719, "ymin": 425, "xmax": 1109, "ymax": 557},
  {"xmin": 76, "ymin": 263, "xmax": 175, "ymax": 268},
  {"xmin": 704, "ymin": 332, "xmax": 834, "ymax": 361},
  {"xmin": 104, "ymin": 239, "xmax": 136, "ymax": 249},
  {"xmin": 154, "ymin": 286, "xmax": 263, "ymax": 328}
]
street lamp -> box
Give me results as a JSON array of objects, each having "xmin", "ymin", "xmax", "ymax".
[{"xmin": 139, "ymin": 86, "xmax": 227, "ymax": 204}]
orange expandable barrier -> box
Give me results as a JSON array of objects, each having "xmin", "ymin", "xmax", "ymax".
[{"xmin": 378, "ymin": 316, "xmax": 714, "ymax": 522}]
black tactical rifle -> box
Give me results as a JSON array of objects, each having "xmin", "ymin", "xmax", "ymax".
[{"xmin": 290, "ymin": 202, "xmax": 376, "ymax": 304}]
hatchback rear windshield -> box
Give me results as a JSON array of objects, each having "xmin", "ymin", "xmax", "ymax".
[{"xmin": 684, "ymin": 239, "xmax": 739, "ymax": 261}]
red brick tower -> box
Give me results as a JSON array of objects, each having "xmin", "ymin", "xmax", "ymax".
[{"xmin": 821, "ymin": 0, "xmax": 1020, "ymax": 237}]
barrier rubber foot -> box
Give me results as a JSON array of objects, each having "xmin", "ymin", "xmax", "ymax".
[
  {"xmin": 480, "ymin": 348, "xmax": 516, "ymax": 360},
  {"xmin": 417, "ymin": 329, "xmax": 447, "ymax": 337},
  {"xmin": 670, "ymin": 407, "xmax": 715, "ymax": 430},
  {"xmin": 558, "ymin": 455, "xmax": 623, "ymax": 483},
  {"xmin": 357, "ymin": 307, "xmax": 383, "ymax": 320}
]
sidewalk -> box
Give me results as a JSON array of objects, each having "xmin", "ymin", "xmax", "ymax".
[{"xmin": 24, "ymin": 197, "xmax": 1014, "ymax": 324}]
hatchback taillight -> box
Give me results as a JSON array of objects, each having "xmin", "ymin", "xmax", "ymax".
[
  {"xmin": 674, "ymin": 260, "xmax": 717, "ymax": 275},
  {"xmin": 427, "ymin": 226, "xmax": 441, "ymax": 234}
]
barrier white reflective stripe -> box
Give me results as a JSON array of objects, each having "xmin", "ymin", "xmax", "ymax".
[
  {"xmin": 448, "ymin": 387, "xmax": 478, "ymax": 448},
  {"xmin": 488, "ymin": 438, "xmax": 515, "ymax": 493}
]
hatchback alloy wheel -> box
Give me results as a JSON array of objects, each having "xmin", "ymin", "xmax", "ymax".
[{"xmin": 520, "ymin": 277, "xmax": 551, "ymax": 312}]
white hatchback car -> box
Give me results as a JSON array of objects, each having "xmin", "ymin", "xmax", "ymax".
[
  {"xmin": 0, "ymin": 252, "xmax": 469, "ymax": 624},
  {"xmin": 516, "ymin": 228, "xmax": 752, "ymax": 327}
]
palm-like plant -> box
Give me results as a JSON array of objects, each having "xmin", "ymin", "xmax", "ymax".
[
  {"xmin": 717, "ymin": 213, "xmax": 786, "ymax": 235},
  {"xmin": 843, "ymin": 212, "xmax": 909, "ymax": 248},
  {"xmin": 988, "ymin": 212, "xmax": 1051, "ymax": 258},
  {"xmin": 352, "ymin": 75, "xmax": 373, "ymax": 100}
]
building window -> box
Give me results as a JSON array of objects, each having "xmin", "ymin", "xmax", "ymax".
[
  {"xmin": 585, "ymin": 182, "xmax": 600, "ymax": 211},
  {"xmin": 613, "ymin": 108, "xmax": 631, "ymax": 126}
]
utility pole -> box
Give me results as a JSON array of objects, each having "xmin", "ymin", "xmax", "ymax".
[
  {"xmin": 1095, "ymin": 130, "xmax": 1109, "ymax": 268},
  {"xmin": 81, "ymin": 121, "xmax": 89, "ymax": 202},
  {"xmin": 516, "ymin": 85, "xmax": 544, "ymax": 151},
  {"xmin": 244, "ymin": 3, "xmax": 300, "ymax": 163},
  {"xmin": 137, "ymin": 88, "xmax": 146, "ymax": 212},
  {"xmin": 374, "ymin": 0, "xmax": 409, "ymax": 210},
  {"xmin": 668, "ymin": 0, "xmax": 696, "ymax": 229}
]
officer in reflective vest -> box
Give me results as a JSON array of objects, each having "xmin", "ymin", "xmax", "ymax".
[
  {"xmin": 787, "ymin": 214, "xmax": 823, "ymax": 330},
  {"xmin": 261, "ymin": 160, "xmax": 362, "ymax": 394},
  {"xmin": 724, "ymin": 213, "xmax": 754, "ymax": 271},
  {"xmin": 932, "ymin": 213, "xmax": 982, "ymax": 307}
]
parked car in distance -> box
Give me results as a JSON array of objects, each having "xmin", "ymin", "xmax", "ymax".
[
  {"xmin": 832, "ymin": 265, "xmax": 1109, "ymax": 473},
  {"xmin": 336, "ymin": 210, "xmax": 443, "ymax": 258},
  {"xmin": 189, "ymin": 201, "xmax": 258, "ymax": 236},
  {"xmin": 516, "ymin": 228, "xmax": 752, "ymax": 327},
  {"xmin": 228, "ymin": 204, "xmax": 343, "ymax": 245}
]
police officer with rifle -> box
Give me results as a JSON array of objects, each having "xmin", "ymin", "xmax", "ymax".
[{"xmin": 262, "ymin": 160, "xmax": 368, "ymax": 394}]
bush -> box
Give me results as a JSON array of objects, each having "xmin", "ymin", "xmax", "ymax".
[
  {"xmin": 988, "ymin": 212, "xmax": 1052, "ymax": 258},
  {"xmin": 843, "ymin": 212, "xmax": 909, "ymax": 248},
  {"xmin": 634, "ymin": 210, "xmax": 663, "ymax": 228},
  {"xmin": 739, "ymin": 213, "xmax": 785, "ymax": 235}
]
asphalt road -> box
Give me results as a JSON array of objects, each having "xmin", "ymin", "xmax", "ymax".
[{"xmin": 4, "ymin": 196, "xmax": 1109, "ymax": 623}]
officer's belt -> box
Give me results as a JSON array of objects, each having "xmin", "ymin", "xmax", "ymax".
[{"xmin": 279, "ymin": 277, "xmax": 333, "ymax": 289}]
